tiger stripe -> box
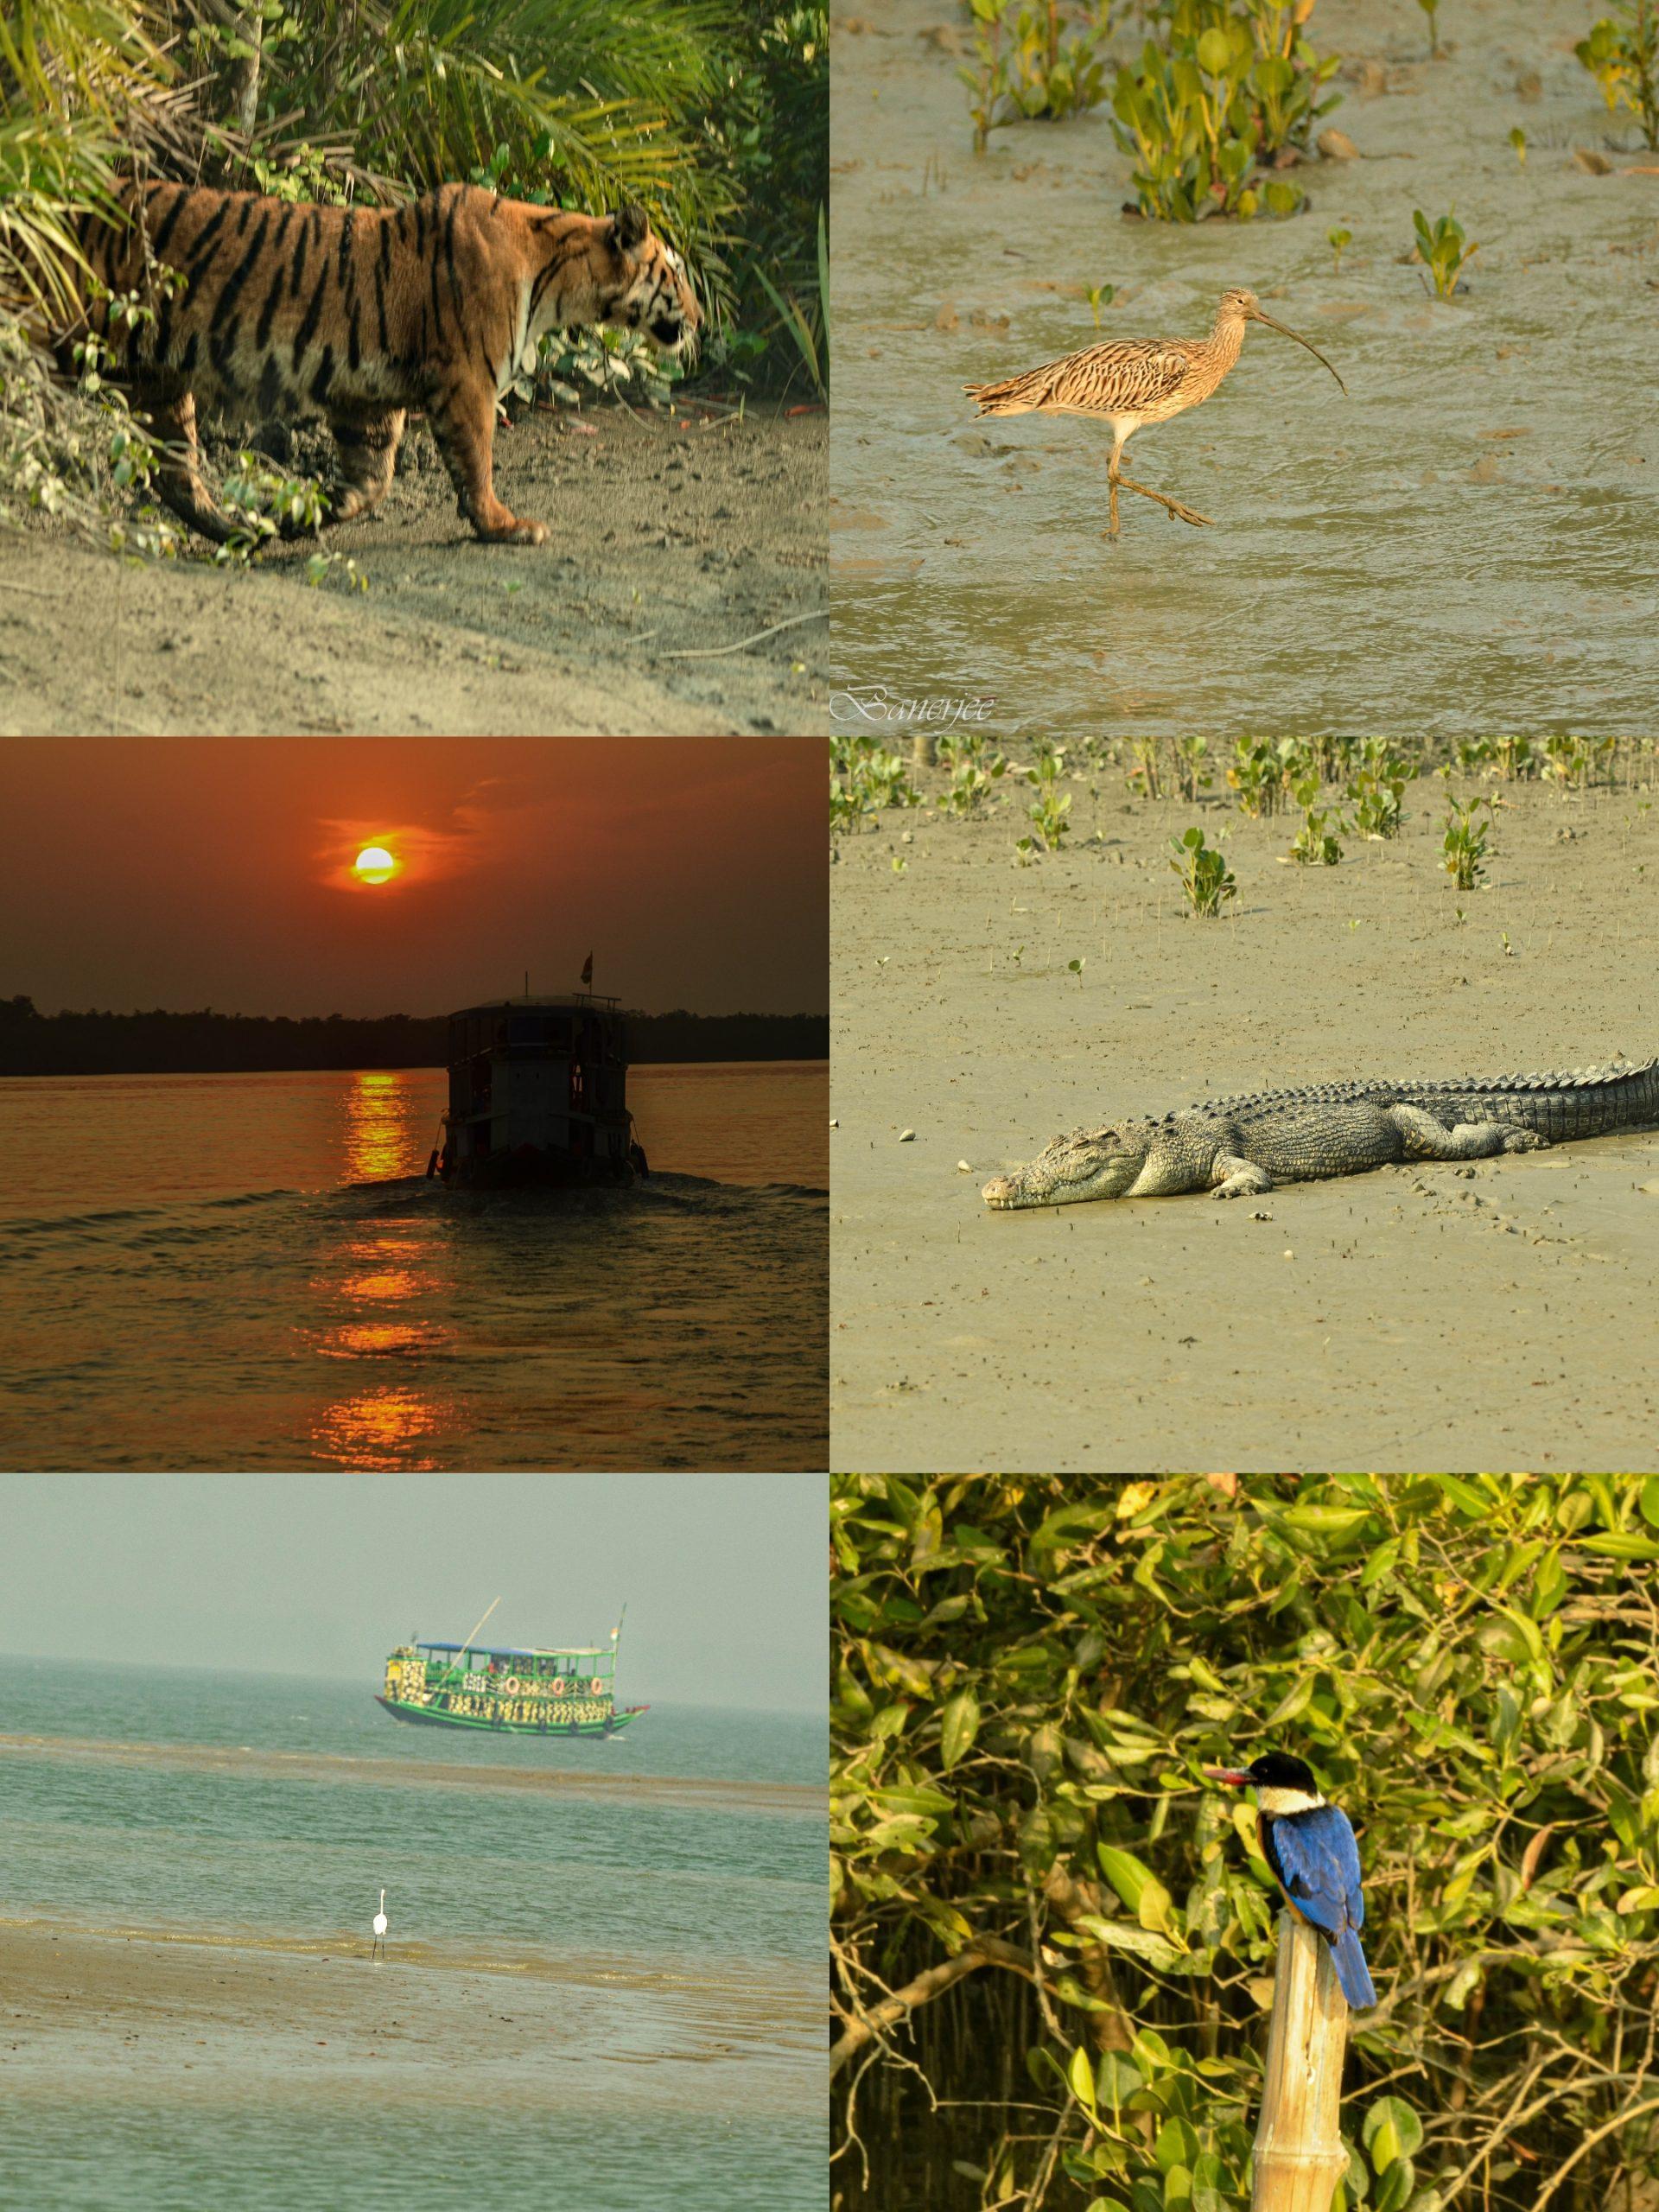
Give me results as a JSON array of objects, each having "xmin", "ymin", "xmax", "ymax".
[{"xmin": 49, "ymin": 180, "xmax": 702, "ymax": 547}]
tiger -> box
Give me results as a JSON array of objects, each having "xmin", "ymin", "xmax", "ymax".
[{"xmin": 56, "ymin": 180, "xmax": 702, "ymax": 546}]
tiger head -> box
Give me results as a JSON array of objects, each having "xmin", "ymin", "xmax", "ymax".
[{"xmin": 603, "ymin": 203, "xmax": 702, "ymax": 359}]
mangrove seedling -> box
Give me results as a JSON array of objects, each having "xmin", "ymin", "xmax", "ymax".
[
  {"xmin": 1023, "ymin": 747, "xmax": 1072, "ymax": 849},
  {"xmin": 1346, "ymin": 737, "xmax": 1414, "ymax": 838},
  {"xmin": 1416, "ymin": 0, "xmax": 1444, "ymax": 58},
  {"xmin": 1414, "ymin": 208, "xmax": 1478, "ymax": 298},
  {"xmin": 1288, "ymin": 777, "xmax": 1344, "ymax": 864},
  {"xmin": 1577, "ymin": 1, "xmax": 1659, "ymax": 150},
  {"xmin": 961, "ymin": 0, "xmax": 1014, "ymax": 153},
  {"xmin": 1169, "ymin": 823, "xmax": 1236, "ymax": 916},
  {"xmin": 961, "ymin": 0, "xmax": 1112, "ymax": 149},
  {"xmin": 830, "ymin": 737, "xmax": 921, "ymax": 832},
  {"xmin": 1327, "ymin": 224, "xmax": 1351, "ymax": 274},
  {"xmin": 938, "ymin": 738, "xmax": 1007, "ymax": 815},
  {"xmin": 1084, "ymin": 282, "xmax": 1116, "ymax": 327},
  {"xmin": 1442, "ymin": 794, "xmax": 1493, "ymax": 890},
  {"xmin": 1509, "ymin": 125, "xmax": 1528, "ymax": 165},
  {"xmin": 1169, "ymin": 733, "xmax": 1211, "ymax": 801},
  {"xmin": 1127, "ymin": 735, "xmax": 1163, "ymax": 801}
]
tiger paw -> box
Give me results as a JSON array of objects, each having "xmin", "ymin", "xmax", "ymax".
[{"xmin": 480, "ymin": 514, "xmax": 550, "ymax": 546}]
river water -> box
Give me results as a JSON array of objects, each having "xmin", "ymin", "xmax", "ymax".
[
  {"xmin": 0, "ymin": 1655, "xmax": 824, "ymax": 2211},
  {"xmin": 0, "ymin": 1063, "xmax": 826, "ymax": 1471}
]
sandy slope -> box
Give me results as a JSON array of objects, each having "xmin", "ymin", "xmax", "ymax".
[{"xmin": 0, "ymin": 404, "xmax": 827, "ymax": 735}]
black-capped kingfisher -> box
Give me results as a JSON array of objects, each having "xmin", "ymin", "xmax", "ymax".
[{"xmin": 1207, "ymin": 1751, "xmax": 1376, "ymax": 2010}]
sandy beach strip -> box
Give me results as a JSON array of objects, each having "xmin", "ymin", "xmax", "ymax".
[
  {"xmin": 0, "ymin": 1917, "xmax": 821, "ymax": 2108},
  {"xmin": 0, "ymin": 1731, "xmax": 823, "ymax": 1819}
]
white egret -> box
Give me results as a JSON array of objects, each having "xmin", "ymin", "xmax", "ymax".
[{"xmin": 372, "ymin": 1888, "xmax": 388, "ymax": 1963}]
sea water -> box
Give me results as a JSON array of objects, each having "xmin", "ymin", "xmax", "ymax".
[
  {"xmin": 0, "ymin": 1063, "xmax": 827, "ymax": 1471},
  {"xmin": 0, "ymin": 1656, "xmax": 826, "ymax": 2210}
]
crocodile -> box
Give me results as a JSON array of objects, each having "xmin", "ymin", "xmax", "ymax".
[{"xmin": 981, "ymin": 1058, "xmax": 1659, "ymax": 1210}]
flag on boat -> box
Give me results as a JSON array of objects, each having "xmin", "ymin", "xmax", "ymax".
[{"xmin": 581, "ymin": 951, "xmax": 594, "ymax": 986}]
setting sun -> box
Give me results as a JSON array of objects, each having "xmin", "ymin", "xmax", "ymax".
[{"xmin": 353, "ymin": 845, "xmax": 397, "ymax": 885}]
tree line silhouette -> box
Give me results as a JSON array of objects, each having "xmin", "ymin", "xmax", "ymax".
[{"xmin": 0, "ymin": 996, "xmax": 826, "ymax": 1076}]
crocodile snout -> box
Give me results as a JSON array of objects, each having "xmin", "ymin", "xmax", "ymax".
[{"xmin": 982, "ymin": 1175, "xmax": 1018, "ymax": 1209}]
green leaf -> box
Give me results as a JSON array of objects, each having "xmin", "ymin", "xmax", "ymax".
[
  {"xmin": 1196, "ymin": 26, "xmax": 1234, "ymax": 73},
  {"xmin": 938, "ymin": 1689, "xmax": 979, "ymax": 1772},
  {"xmin": 1070, "ymin": 2040, "xmax": 1099, "ymax": 2111},
  {"xmin": 1573, "ymin": 1533, "xmax": 1659, "ymax": 1560},
  {"xmin": 1373, "ymin": 2158, "xmax": 1415, "ymax": 2212},
  {"xmin": 1096, "ymin": 2050, "xmax": 1146, "ymax": 2108},
  {"xmin": 1075, "ymin": 1915, "xmax": 1181, "ymax": 1967},
  {"xmin": 1642, "ymin": 1476, "xmax": 1659, "ymax": 1529},
  {"xmin": 1154, "ymin": 2116, "xmax": 1198, "ymax": 2173},
  {"xmin": 1281, "ymin": 1506, "xmax": 1373, "ymax": 1536},
  {"xmin": 1431, "ymin": 1475, "xmax": 1488, "ymax": 1515},
  {"xmin": 1363, "ymin": 2099, "xmax": 1424, "ymax": 2164},
  {"xmin": 1098, "ymin": 1841, "xmax": 1180, "ymax": 1932},
  {"xmin": 1266, "ymin": 1675, "xmax": 1314, "ymax": 1728}
]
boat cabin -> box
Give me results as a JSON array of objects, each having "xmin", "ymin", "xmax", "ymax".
[{"xmin": 432, "ymin": 995, "xmax": 639, "ymax": 1187}]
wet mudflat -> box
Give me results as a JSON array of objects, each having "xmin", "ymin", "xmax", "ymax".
[
  {"xmin": 0, "ymin": 403, "xmax": 826, "ymax": 736},
  {"xmin": 833, "ymin": 0, "xmax": 1659, "ymax": 738},
  {"xmin": 831, "ymin": 773, "xmax": 1659, "ymax": 1471}
]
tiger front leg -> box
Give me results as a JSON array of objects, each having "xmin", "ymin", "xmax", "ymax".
[
  {"xmin": 426, "ymin": 377, "xmax": 548, "ymax": 545},
  {"xmin": 149, "ymin": 391, "xmax": 239, "ymax": 546}
]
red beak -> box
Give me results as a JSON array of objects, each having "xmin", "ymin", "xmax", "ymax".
[{"xmin": 1205, "ymin": 1767, "xmax": 1251, "ymax": 1786}]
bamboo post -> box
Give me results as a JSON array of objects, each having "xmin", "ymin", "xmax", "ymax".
[{"xmin": 1251, "ymin": 1913, "xmax": 1350, "ymax": 2212}]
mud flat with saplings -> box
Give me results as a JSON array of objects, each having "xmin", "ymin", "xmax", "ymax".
[{"xmin": 830, "ymin": 742, "xmax": 1659, "ymax": 1471}]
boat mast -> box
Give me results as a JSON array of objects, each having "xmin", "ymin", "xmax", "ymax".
[
  {"xmin": 459, "ymin": 1596, "xmax": 503, "ymax": 1655},
  {"xmin": 611, "ymin": 1604, "xmax": 626, "ymax": 1681}
]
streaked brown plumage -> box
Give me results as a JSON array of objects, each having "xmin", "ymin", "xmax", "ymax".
[{"xmin": 964, "ymin": 287, "xmax": 1346, "ymax": 538}]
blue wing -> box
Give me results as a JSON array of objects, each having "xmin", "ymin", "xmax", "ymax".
[{"xmin": 1267, "ymin": 1805, "xmax": 1365, "ymax": 1938}]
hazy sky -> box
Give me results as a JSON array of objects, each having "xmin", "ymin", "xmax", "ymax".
[
  {"xmin": 0, "ymin": 739, "xmax": 824, "ymax": 1019},
  {"xmin": 0, "ymin": 1473, "xmax": 824, "ymax": 1712}
]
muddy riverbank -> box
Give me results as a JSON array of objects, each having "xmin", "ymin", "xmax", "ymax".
[
  {"xmin": 0, "ymin": 402, "xmax": 827, "ymax": 734},
  {"xmin": 830, "ymin": 767, "xmax": 1659, "ymax": 1470},
  {"xmin": 832, "ymin": 0, "xmax": 1659, "ymax": 738}
]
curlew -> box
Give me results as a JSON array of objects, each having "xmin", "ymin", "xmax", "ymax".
[{"xmin": 963, "ymin": 287, "xmax": 1346, "ymax": 539}]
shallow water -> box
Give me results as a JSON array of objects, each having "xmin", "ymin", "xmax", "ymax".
[
  {"xmin": 0, "ymin": 1063, "xmax": 827, "ymax": 1470},
  {"xmin": 0, "ymin": 1658, "xmax": 822, "ymax": 1959},
  {"xmin": 833, "ymin": 0, "xmax": 1659, "ymax": 739},
  {"xmin": 2, "ymin": 2104, "xmax": 820, "ymax": 2212},
  {"xmin": 0, "ymin": 1658, "xmax": 824, "ymax": 2211}
]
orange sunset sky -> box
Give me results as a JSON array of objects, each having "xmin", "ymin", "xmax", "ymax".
[{"xmin": 1, "ymin": 739, "xmax": 825, "ymax": 1018}]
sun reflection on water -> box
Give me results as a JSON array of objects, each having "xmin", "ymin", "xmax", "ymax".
[
  {"xmin": 308, "ymin": 1082, "xmax": 460, "ymax": 1461},
  {"xmin": 311, "ymin": 1385, "xmax": 449, "ymax": 1470},
  {"xmin": 342, "ymin": 1070, "xmax": 424, "ymax": 1184}
]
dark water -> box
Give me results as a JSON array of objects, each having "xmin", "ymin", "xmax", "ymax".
[
  {"xmin": 0, "ymin": 1064, "xmax": 827, "ymax": 1470},
  {"xmin": 0, "ymin": 1657, "xmax": 826, "ymax": 2211}
]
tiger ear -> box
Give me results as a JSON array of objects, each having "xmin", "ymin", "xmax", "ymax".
[{"xmin": 613, "ymin": 203, "xmax": 649, "ymax": 251}]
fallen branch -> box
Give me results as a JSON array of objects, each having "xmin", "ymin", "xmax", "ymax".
[
  {"xmin": 830, "ymin": 1936, "xmax": 1037, "ymax": 2080},
  {"xmin": 660, "ymin": 608, "xmax": 827, "ymax": 659}
]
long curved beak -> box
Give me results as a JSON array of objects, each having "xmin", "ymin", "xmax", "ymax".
[
  {"xmin": 1251, "ymin": 308, "xmax": 1348, "ymax": 395},
  {"xmin": 1205, "ymin": 1766, "xmax": 1252, "ymax": 1785}
]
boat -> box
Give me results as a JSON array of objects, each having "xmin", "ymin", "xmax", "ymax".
[
  {"xmin": 426, "ymin": 992, "xmax": 646, "ymax": 1190},
  {"xmin": 378, "ymin": 1603, "xmax": 647, "ymax": 1738}
]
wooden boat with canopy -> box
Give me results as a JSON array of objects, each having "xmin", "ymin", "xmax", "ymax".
[{"xmin": 378, "ymin": 1601, "xmax": 647, "ymax": 1738}]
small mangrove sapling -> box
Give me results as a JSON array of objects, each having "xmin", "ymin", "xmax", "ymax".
[{"xmin": 1413, "ymin": 208, "xmax": 1478, "ymax": 298}]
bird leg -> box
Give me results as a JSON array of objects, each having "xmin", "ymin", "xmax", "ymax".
[
  {"xmin": 1116, "ymin": 474, "xmax": 1213, "ymax": 529},
  {"xmin": 1106, "ymin": 444, "xmax": 1122, "ymax": 540}
]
